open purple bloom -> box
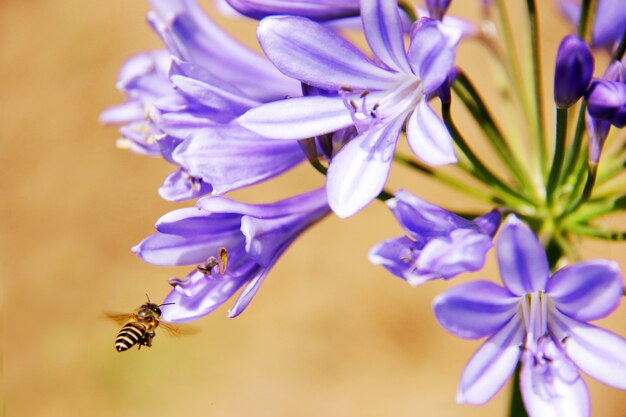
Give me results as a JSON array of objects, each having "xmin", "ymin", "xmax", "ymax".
[
  {"xmin": 224, "ymin": 0, "xmax": 360, "ymax": 21},
  {"xmin": 100, "ymin": 50, "xmax": 172, "ymax": 156},
  {"xmin": 103, "ymin": 0, "xmax": 306, "ymax": 200},
  {"xmin": 369, "ymin": 190, "xmax": 501, "ymax": 286},
  {"xmin": 553, "ymin": 35, "xmax": 594, "ymax": 109},
  {"xmin": 433, "ymin": 215, "xmax": 626, "ymax": 416},
  {"xmin": 133, "ymin": 188, "xmax": 330, "ymax": 321},
  {"xmin": 558, "ymin": 0, "xmax": 626, "ymax": 49},
  {"xmin": 239, "ymin": 0, "xmax": 461, "ymax": 217}
]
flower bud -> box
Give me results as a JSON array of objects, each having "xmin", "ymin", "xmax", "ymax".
[
  {"xmin": 425, "ymin": 0, "xmax": 452, "ymax": 20},
  {"xmin": 586, "ymin": 79, "xmax": 626, "ymax": 128},
  {"xmin": 554, "ymin": 35, "xmax": 594, "ymax": 109}
]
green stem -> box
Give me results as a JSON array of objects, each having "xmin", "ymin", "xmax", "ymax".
[
  {"xmin": 546, "ymin": 108, "xmax": 568, "ymax": 205},
  {"xmin": 509, "ymin": 365, "xmax": 528, "ymax": 417},
  {"xmin": 563, "ymin": 195, "xmax": 626, "ymax": 224},
  {"xmin": 398, "ymin": 1, "xmax": 418, "ymax": 22},
  {"xmin": 577, "ymin": 0, "xmax": 598, "ymax": 43},
  {"xmin": 377, "ymin": 189, "xmax": 394, "ymax": 202},
  {"xmin": 560, "ymin": 103, "xmax": 587, "ymax": 182},
  {"xmin": 393, "ymin": 153, "xmax": 499, "ymax": 204},
  {"xmin": 569, "ymin": 224, "xmax": 626, "ymax": 241},
  {"xmin": 442, "ymin": 101, "xmax": 536, "ymax": 213},
  {"xmin": 525, "ymin": 0, "xmax": 547, "ymax": 178},
  {"xmin": 494, "ymin": 0, "xmax": 535, "ymax": 136},
  {"xmin": 452, "ymin": 72, "xmax": 537, "ymax": 198},
  {"xmin": 612, "ymin": 29, "xmax": 626, "ymax": 61}
]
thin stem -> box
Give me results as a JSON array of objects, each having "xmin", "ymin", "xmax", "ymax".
[
  {"xmin": 494, "ymin": 0, "xmax": 535, "ymax": 131},
  {"xmin": 377, "ymin": 189, "xmax": 394, "ymax": 201},
  {"xmin": 577, "ymin": 0, "xmax": 598, "ymax": 43},
  {"xmin": 393, "ymin": 153, "xmax": 499, "ymax": 204},
  {"xmin": 525, "ymin": 0, "xmax": 547, "ymax": 178},
  {"xmin": 509, "ymin": 365, "xmax": 528, "ymax": 417},
  {"xmin": 442, "ymin": 101, "xmax": 536, "ymax": 213},
  {"xmin": 398, "ymin": 1, "xmax": 418, "ymax": 22},
  {"xmin": 546, "ymin": 108, "xmax": 568, "ymax": 205},
  {"xmin": 563, "ymin": 195, "xmax": 626, "ymax": 224},
  {"xmin": 612, "ymin": 29, "xmax": 626, "ymax": 61},
  {"xmin": 452, "ymin": 72, "xmax": 537, "ymax": 198},
  {"xmin": 569, "ymin": 224, "xmax": 626, "ymax": 241},
  {"xmin": 567, "ymin": 164, "xmax": 597, "ymax": 215},
  {"xmin": 561, "ymin": 103, "xmax": 587, "ymax": 182}
]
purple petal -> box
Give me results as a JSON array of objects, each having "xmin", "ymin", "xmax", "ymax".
[
  {"xmin": 242, "ymin": 196, "xmax": 330, "ymax": 267},
  {"xmin": 551, "ymin": 311, "xmax": 626, "ymax": 389},
  {"xmin": 133, "ymin": 233, "xmax": 225, "ymax": 266},
  {"xmin": 257, "ymin": 15, "xmax": 398, "ymax": 90},
  {"xmin": 197, "ymin": 188, "xmax": 328, "ymax": 219},
  {"xmin": 132, "ymin": 207, "xmax": 245, "ymax": 266},
  {"xmin": 520, "ymin": 350, "xmax": 590, "ymax": 417},
  {"xmin": 169, "ymin": 59, "xmax": 259, "ymax": 113},
  {"xmin": 158, "ymin": 170, "xmax": 213, "ymax": 202},
  {"xmin": 161, "ymin": 261, "xmax": 258, "ymax": 322},
  {"xmin": 406, "ymin": 101, "xmax": 457, "ymax": 166},
  {"xmin": 153, "ymin": 207, "xmax": 240, "ymax": 235},
  {"xmin": 148, "ymin": 0, "xmax": 299, "ymax": 101},
  {"xmin": 227, "ymin": 262, "xmax": 274, "ymax": 318},
  {"xmin": 172, "ymin": 125, "xmax": 305, "ymax": 194},
  {"xmin": 496, "ymin": 215, "xmax": 549, "ymax": 296},
  {"xmin": 547, "ymin": 260, "xmax": 623, "ymax": 322},
  {"xmin": 407, "ymin": 19, "xmax": 460, "ymax": 93},
  {"xmin": 456, "ymin": 315, "xmax": 524, "ymax": 404},
  {"xmin": 225, "ymin": 0, "xmax": 360, "ymax": 20},
  {"xmin": 418, "ymin": 228, "xmax": 494, "ymax": 279},
  {"xmin": 326, "ymin": 119, "xmax": 403, "ymax": 218},
  {"xmin": 474, "ymin": 209, "xmax": 502, "ymax": 237},
  {"xmin": 369, "ymin": 236, "xmax": 425, "ymax": 284},
  {"xmin": 360, "ymin": 0, "xmax": 411, "ymax": 73},
  {"xmin": 433, "ymin": 281, "xmax": 519, "ymax": 339},
  {"xmin": 238, "ymin": 96, "xmax": 354, "ymax": 140},
  {"xmin": 386, "ymin": 190, "xmax": 471, "ymax": 239}
]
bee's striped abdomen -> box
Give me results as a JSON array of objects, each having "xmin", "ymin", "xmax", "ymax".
[{"xmin": 115, "ymin": 322, "xmax": 147, "ymax": 352}]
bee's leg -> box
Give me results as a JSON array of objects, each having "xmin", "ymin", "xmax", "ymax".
[{"xmin": 144, "ymin": 331, "xmax": 156, "ymax": 348}]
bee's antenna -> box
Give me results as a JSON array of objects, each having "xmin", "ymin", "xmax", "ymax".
[{"xmin": 158, "ymin": 302, "xmax": 176, "ymax": 307}]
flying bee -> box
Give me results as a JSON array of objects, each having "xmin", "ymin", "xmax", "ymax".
[
  {"xmin": 106, "ymin": 295, "xmax": 193, "ymax": 352},
  {"xmin": 197, "ymin": 247, "xmax": 228, "ymax": 276}
]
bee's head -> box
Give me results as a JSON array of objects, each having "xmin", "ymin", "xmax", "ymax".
[
  {"xmin": 142, "ymin": 294, "xmax": 174, "ymax": 317},
  {"xmin": 143, "ymin": 302, "xmax": 162, "ymax": 316}
]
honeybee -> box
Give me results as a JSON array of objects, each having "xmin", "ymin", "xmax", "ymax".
[{"xmin": 106, "ymin": 296, "xmax": 192, "ymax": 352}]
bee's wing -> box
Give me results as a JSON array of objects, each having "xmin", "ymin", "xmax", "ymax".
[
  {"xmin": 159, "ymin": 321, "xmax": 199, "ymax": 337},
  {"xmin": 104, "ymin": 312, "xmax": 135, "ymax": 325}
]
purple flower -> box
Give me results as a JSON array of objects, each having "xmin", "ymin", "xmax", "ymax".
[
  {"xmin": 558, "ymin": 0, "xmax": 626, "ymax": 49},
  {"xmin": 433, "ymin": 215, "xmax": 626, "ymax": 416},
  {"xmin": 224, "ymin": 0, "xmax": 360, "ymax": 21},
  {"xmin": 553, "ymin": 35, "xmax": 594, "ymax": 109},
  {"xmin": 369, "ymin": 190, "xmax": 500, "ymax": 286},
  {"xmin": 133, "ymin": 188, "xmax": 330, "ymax": 321},
  {"xmin": 239, "ymin": 0, "xmax": 461, "ymax": 217},
  {"xmin": 103, "ymin": 0, "xmax": 306, "ymax": 200}
]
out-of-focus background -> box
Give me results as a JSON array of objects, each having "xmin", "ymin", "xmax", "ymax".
[{"xmin": 3, "ymin": 0, "xmax": 626, "ymax": 416}]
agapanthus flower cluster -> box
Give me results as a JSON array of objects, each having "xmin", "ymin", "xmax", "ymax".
[{"xmin": 103, "ymin": 0, "xmax": 626, "ymax": 415}]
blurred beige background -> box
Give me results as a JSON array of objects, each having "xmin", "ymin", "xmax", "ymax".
[{"xmin": 3, "ymin": 0, "xmax": 626, "ymax": 416}]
